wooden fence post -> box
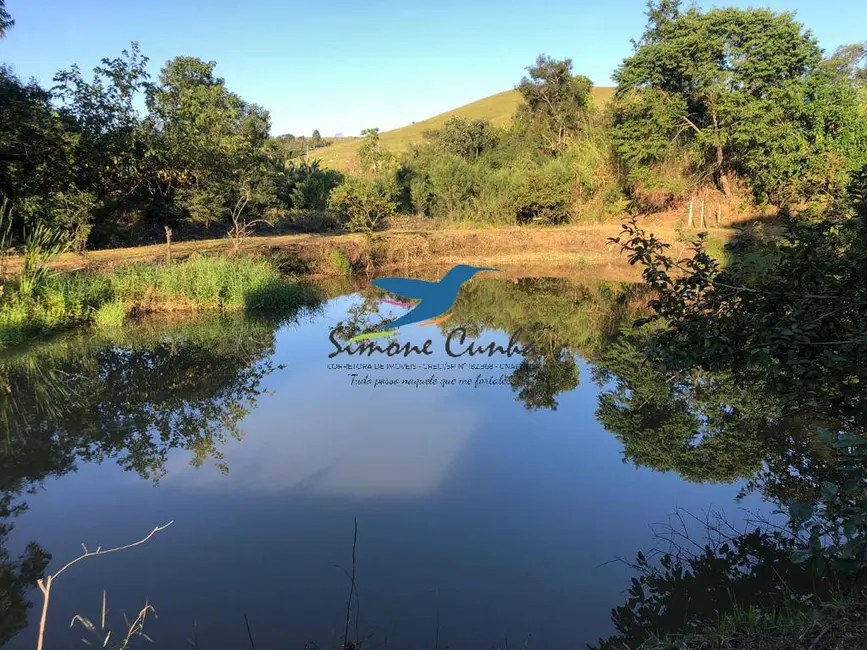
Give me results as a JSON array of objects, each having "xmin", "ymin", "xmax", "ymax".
[{"xmin": 164, "ymin": 226, "xmax": 172, "ymax": 263}]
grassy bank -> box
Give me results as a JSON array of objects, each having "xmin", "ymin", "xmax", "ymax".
[
  {"xmin": 618, "ymin": 597, "xmax": 867, "ymax": 650},
  {"xmin": 0, "ymin": 255, "xmax": 319, "ymax": 347}
]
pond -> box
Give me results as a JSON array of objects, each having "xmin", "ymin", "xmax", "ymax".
[{"xmin": 1, "ymin": 274, "xmax": 776, "ymax": 650}]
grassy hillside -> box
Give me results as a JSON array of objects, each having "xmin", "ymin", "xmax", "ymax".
[{"xmin": 314, "ymin": 86, "xmax": 615, "ymax": 171}]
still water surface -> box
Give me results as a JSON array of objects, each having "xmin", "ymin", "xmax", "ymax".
[{"xmin": 1, "ymin": 276, "xmax": 770, "ymax": 649}]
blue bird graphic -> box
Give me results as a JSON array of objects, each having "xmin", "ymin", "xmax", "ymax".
[{"xmin": 369, "ymin": 264, "xmax": 499, "ymax": 334}]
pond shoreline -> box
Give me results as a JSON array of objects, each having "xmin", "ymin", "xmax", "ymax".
[{"xmin": 1, "ymin": 222, "xmax": 736, "ymax": 278}]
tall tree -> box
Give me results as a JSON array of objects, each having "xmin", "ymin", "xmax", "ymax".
[
  {"xmin": 357, "ymin": 127, "xmax": 389, "ymax": 174},
  {"xmin": 147, "ymin": 57, "xmax": 273, "ymax": 228},
  {"xmin": 516, "ymin": 55, "xmax": 593, "ymax": 153},
  {"xmin": 613, "ymin": 4, "xmax": 867, "ymax": 205}
]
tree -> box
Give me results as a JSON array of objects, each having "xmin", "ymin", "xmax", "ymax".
[
  {"xmin": 612, "ymin": 3, "xmax": 867, "ymax": 205},
  {"xmin": 0, "ymin": 0, "xmax": 13, "ymax": 38},
  {"xmin": 827, "ymin": 43, "xmax": 867, "ymax": 83},
  {"xmin": 357, "ymin": 127, "xmax": 390, "ymax": 174},
  {"xmin": 428, "ymin": 117, "xmax": 498, "ymax": 160},
  {"xmin": 52, "ymin": 43, "xmax": 153, "ymax": 218},
  {"xmin": 0, "ymin": 66, "xmax": 87, "ymax": 242},
  {"xmin": 516, "ymin": 55, "xmax": 593, "ymax": 153},
  {"xmin": 148, "ymin": 57, "xmax": 274, "ymax": 229},
  {"xmin": 280, "ymin": 160, "xmax": 343, "ymax": 212}
]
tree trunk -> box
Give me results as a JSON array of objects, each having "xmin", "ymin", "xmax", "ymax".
[{"xmin": 711, "ymin": 101, "xmax": 731, "ymax": 199}]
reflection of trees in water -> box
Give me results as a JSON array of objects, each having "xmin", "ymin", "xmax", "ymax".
[
  {"xmin": 593, "ymin": 327, "xmax": 848, "ymax": 496},
  {"xmin": 508, "ymin": 346, "xmax": 578, "ymax": 411},
  {"xmin": 329, "ymin": 277, "xmax": 649, "ymax": 410},
  {"xmin": 447, "ymin": 277, "xmax": 650, "ymax": 410},
  {"xmin": 592, "ymin": 511, "xmax": 846, "ymax": 650},
  {"xmin": 0, "ymin": 313, "xmax": 290, "ymax": 646},
  {"xmin": 591, "ymin": 330, "xmax": 867, "ymax": 643}
]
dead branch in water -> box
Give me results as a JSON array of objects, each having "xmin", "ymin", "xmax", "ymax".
[{"xmin": 35, "ymin": 521, "xmax": 174, "ymax": 650}]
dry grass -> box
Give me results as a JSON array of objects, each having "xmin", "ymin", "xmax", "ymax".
[
  {"xmin": 1, "ymin": 222, "xmax": 737, "ymax": 284},
  {"xmin": 313, "ymin": 87, "xmax": 616, "ymax": 170}
]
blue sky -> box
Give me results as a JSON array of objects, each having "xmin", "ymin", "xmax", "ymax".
[{"xmin": 2, "ymin": 0, "xmax": 865, "ymax": 137}]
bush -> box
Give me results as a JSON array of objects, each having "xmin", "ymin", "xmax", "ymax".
[
  {"xmin": 93, "ymin": 300, "xmax": 126, "ymax": 328},
  {"xmin": 474, "ymin": 158, "xmax": 573, "ymax": 225},
  {"xmin": 280, "ymin": 161, "xmax": 343, "ymax": 212},
  {"xmin": 427, "ymin": 153, "xmax": 477, "ymax": 219},
  {"xmin": 319, "ymin": 247, "xmax": 352, "ymax": 275},
  {"xmin": 328, "ymin": 176, "xmax": 397, "ymax": 234}
]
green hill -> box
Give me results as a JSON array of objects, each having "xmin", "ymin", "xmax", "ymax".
[{"xmin": 313, "ymin": 87, "xmax": 615, "ymax": 171}]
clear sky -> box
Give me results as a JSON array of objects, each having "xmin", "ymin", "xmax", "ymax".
[{"xmin": 2, "ymin": 0, "xmax": 865, "ymax": 137}]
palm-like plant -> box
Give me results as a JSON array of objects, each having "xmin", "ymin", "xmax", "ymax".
[
  {"xmin": 0, "ymin": 0, "xmax": 14, "ymax": 38},
  {"xmin": 18, "ymin": 221, "xmax": 70, "ymax": 299}
]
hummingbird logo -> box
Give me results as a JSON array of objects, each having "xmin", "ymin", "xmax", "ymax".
[{"xmin": 350, "ymin": 264, "xmax": 499, "ymax": 342}]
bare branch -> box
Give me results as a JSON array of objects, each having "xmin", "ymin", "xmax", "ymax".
[{"xmin": 35, "ymin": 521, "xmax": 173, "ymax": 650}]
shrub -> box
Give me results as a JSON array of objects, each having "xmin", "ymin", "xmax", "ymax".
[
  {"xmin": 328, "ymin": 176, "xmax": 397, "ymax": 234},
  {"xmin": 280, "ymin": 160, "xmax": 343, "ymax": 212},
  {"xmin": 319, "ymin": 248, "xmax": 352, "ymax": 276},
  {"xmin": 92, "ymin": 300, "xmax": 126, "ymax": 328},
  {"xmin": 427, "ymin": 153, "xmax": 477, "ymax": 219}
]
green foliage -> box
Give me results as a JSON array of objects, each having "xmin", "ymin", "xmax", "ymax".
[
  {"xmin": 357, "ymin": 127, "xmax": 392, "ymax": 174},
  {"xmin": 516, "ymin": 55, "xmax": 594, "ymax": 153},
  {"xmin": 612, "ymin": 2, "xmax": 867, "ymax": 206},
  {"xmin": 149, "ymin": 56, "xmax": 275, "ymax": 229},
  {"xmin": 426, "ymin": 152, "xmax": 477, "ymax": 219},
  {"xmin": 0, "ymin": 0, "xmax": 13, "ymax": 38},
  {"xmin": 17, "ymin": 222, "xmax": 70, "ymax": 300},
  {"xmin": 0, "ymin": 256, "xmax": 320, "ymax": 346},
  {"xmin": 328, "ymin": 176, "xmax": 397, "ymax": 234},
  {"xmin": 280, "ymin": 160, "xmax": 343, "ymax": 212},
  {"xmin": 425, "ymin": 116, "xmax": 498, "ymax": 160},
  {"xmin": 92, "ymin": 300, "xmax": 125, "ymax": 329},
  {"xmin": 601, "ymin": 203, "xmax": 867, "ymax": 641},
  {"xmin": 409, "ymin": 174, "xmax": 434, "ymax": 217},
  {"xmin": 322, "ymin": 248, "xmax": 352, "ymax": 275},
  {"xmin": 394, "ymin": 53, "xmax": 619, "ymax": 224}
]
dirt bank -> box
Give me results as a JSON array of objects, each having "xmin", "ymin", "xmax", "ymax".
[{"xmin": 3, "ymin": 222, "xmax": 736, "ymax": 281}]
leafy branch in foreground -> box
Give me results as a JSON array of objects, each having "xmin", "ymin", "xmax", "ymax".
[
  {"xmin": 610, "ymin": 211, "xmax": 867, "ymax": 601},
  {"xmin": 611, "ymin": 215, "xmax": 867, "ymax": 419}
]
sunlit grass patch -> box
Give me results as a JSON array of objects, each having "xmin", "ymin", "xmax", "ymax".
[
  {"xmin": 92, "ymin": 300, "xmax": 126, "ymax": 329},
  {"xmin": 0, "ymin": 255, "xmax": 320, "ymax": 347}
]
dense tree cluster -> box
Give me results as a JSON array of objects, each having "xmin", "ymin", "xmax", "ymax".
[
  {"xmin": 611, "ymin": 1, "xmax": 867, "ymax": 209},
  {"xmin": 0, "ymin": 23, "xmax": 341, "ymax": 247},
  {"xmin": 398, "ymin": 55, "xmax": 614, "ymax": 225},
  {"xmin": 2, "ymin": 0, "xmax": 865, "ymax": 245}
]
